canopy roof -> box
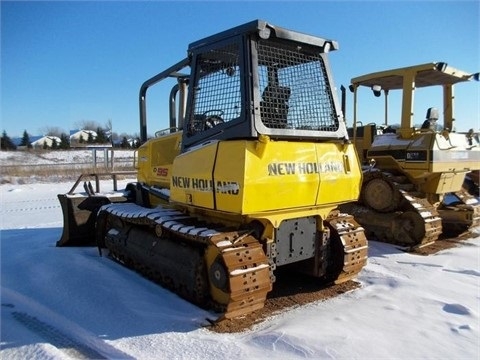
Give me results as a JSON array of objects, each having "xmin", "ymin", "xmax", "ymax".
[{"xmin": 351, "ymin": 62, "xmax": 477, "ymax": 90}]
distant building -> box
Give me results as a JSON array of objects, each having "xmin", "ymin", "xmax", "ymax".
[
  {"xmin": 12, "ymin": 135, "xmax": 62, "ymax": 149},
  {"xmin": 31, "ymin": 135, "xmax": 61, "ymax": 149},
  {"xmin": 69, "ymin": 129, "xmax": 97, "ymax": 143},
  {"xmin": 69, "ymin": 129, "xmax": 113, "ymax": 148}
]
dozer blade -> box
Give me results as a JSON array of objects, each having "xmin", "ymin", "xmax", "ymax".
[
  {"xmin": 57, "ymin": 194, "xmax": 112, "ymax": 246},
  {"xmin": 57, "ymin": 172, "xmax": 136, "ymax": 246}
]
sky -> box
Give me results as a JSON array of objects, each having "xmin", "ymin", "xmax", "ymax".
[
  {"xmin": 1, "ymin": 0, "xmax": 479, "ymax": 138},
  {"xmin": 1, "ymin": 169, "xmax": 479, "ymax": 358}
]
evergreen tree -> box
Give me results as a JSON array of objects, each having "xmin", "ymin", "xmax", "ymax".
[
  {"xmin": 20, "ymin": 130, "xmax": 32, "ymax": 148},
  {"xmin": 1, "ymin": 130, "xmax": 16, "ymax": 150},
  {"xmin": 87, "ymin": 131, "xmax": 94, "ymax": 143},
  {"xmin": 43, "ymin": 141, "xmax": 48, "ymax": 150},
  {"xmin": 51, "ymin": 138, "xmax": 58, "ymax": 149},
  {"xmin": 59, "ymin": 133, "xmax": 70, "ymax": 149},
  {"xmin": 95, "ymin": 127, "xmax": 107, "ymax": 144}
]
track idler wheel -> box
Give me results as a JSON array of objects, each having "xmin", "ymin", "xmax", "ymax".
[
  {"xmin": 362, "ymin": 177, "xmax": 401, "ymax": 212},
  {"xmin": 204, "ymin": 235, "xmax": 272, "ymax": 319},
  {"xmin": 209, "ymin": 257, "xmax": 229, "ymax": 291},
  {"xmin": 205, "ymin": 248, "xmax": 231, "ymax": 307}
]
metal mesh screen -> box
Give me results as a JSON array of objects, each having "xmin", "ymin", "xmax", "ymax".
[
  {"xmin": 188, "ymin": 43, "xmax": 241, "ymax": 135},
  {"xmin": 258, "ymin": 41, "xmax": 339, "ymax": 131}
]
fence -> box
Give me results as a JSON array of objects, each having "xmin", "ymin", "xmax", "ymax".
[{"xmin": 1, "ymin": 149, "xmax": 137, "ymax": 181}]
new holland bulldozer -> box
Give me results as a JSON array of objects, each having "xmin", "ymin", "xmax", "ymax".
[
  {"xmin": 340, "ymin": 62, "xmax": 480, "ymax": 249},
  {"xmin": 57, "ymin": 20, "xmax": 368, "ymax": 319}
]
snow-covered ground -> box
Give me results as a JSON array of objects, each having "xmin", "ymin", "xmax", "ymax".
[
  {"xmin": 0, "ymin": 149, "xmax": 136, "ymax": 185},
  {"xmin": 1, "ymin": 156, "xmax": 479, "ymax": 359},
  {"xmin": 0, "ymin": 149, "xmax": 135, "ymax": 166}
]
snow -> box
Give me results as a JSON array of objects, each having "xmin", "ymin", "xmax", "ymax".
[
  {"xmin": 230, "ymin": 264, "xmax": 270, "ymax": 276},
  {"xmin": 0, "ymin": 149, "xmax": 135, "ymax": 166},
  {"xmin": 467, "ymin": 198, "xmax": 480, "ymax": 205},
  {"xmin": 1, "ymin": 173, "xmax": 480, "ymax": 359}
]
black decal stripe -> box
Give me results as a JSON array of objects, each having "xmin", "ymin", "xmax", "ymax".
[{"xmin": 368, "ymin": 150, "xmax": 429, "ymax": 161}]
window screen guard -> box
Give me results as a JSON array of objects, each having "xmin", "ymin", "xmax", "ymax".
[
  {"xmin": 188, "ymin": 43, "xmax": 241, "ymax": 135},
  {"xmin": 257, "ymin": 40, "xmax": 339, "ymax": 132},
  {"xmin": 187, "ymin": 38, "xmax": 339, "ymax": 138}
]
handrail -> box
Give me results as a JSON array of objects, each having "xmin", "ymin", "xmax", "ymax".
[{"xmin": 67, "ymin": 171, "xmax": 137, "ymax": 195}]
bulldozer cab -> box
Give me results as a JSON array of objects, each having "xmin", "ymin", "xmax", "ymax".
[
  {"xmin": 339, "ymin": 63, "xmax": 480, "ymax": 247},
  {"xmin": 350, "ymin": 62, "xmax": 479, "ymax": 137},
  {"xmin": 348, "ymin": 62, "xmax": 480, "ymax": 193},
  {"xmin": 134, "ymin": 20, "xmax": 354, "ymax": 205},
  {"xmin": 139, "ymin": 20, "xmax": 349, "ymax": 152}
]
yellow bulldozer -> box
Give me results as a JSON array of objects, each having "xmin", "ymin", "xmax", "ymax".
[
  {"xmin": 57, "ymin": 20, "xmax": 368, "ymax": 319},
  {"xmin": 340, "ymin": 62, "xmax": 480, "ymax": 249}
]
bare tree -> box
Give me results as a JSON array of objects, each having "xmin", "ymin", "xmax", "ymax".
[
  {"xmin": 110, "ymin": 131, "xmax": 120, "ymax": 144},
  {"xmin": 39, "ymin": 126, "xmax": 65, "ymax": 137},
  {"xmin": 105, "ymin": 119, "xmax": 113, "ymax": 134},
  {"xmin": 74, "ymin": 120, "xmax": 101, "ymax": 131},
  {"xmin": 105, "ymin": 119, "xmax": 113, "ymax": 145}
]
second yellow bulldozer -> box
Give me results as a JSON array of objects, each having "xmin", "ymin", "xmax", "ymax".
[
  {"xmin": 341, "ymin": 62, "xmax": 480, "ymax": 249},
  {"xmin": 57, "ymin": 20, "xmax": 368, "ymax": 319}
]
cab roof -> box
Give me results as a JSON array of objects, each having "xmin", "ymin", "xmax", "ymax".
[
  {"xmin": 188, "ymin": 19, "xmax": 338, "ymax": 52},
  {"xmin": 351, "ymin": 62, "xmax": 478, "ymax": 90}
]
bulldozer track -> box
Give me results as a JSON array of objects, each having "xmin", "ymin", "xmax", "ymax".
[
  {"xmin": 325, "ymin": 212, "xmax": 368, "ymax": 284},
  {"xmin": 353, "ymin": 170, "xmax": 443, "ymax": 249},
  {"xmin": 398, "ymin": 191, "xmax": 443, "ymax": 247},
  {"xmin": 98, "ymin": 203, "xmax": 271, "ymax": 320},
  {"xmin": 98, "ymin": 203, "xmax": 368, "ymax": 319},
  {"xmin": 454, "ymin": 190, "xmax": 480, "ymax": 228},
  {"xmin": 438, "ymin": 189, "xmax": 480, "ymax": 234}
]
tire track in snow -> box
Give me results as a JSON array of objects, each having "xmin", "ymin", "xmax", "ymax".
[
  {"xmin": 2, "ymin": 290, "xmax": 134, "ymax": 360},
  {"xmin": 1, "ymin": 197, "xmax": 61, "ymax": 213},
  {"xmin": 11, "ymin": 311, "xmax": 107, "ymax": 359},
  {"xmin": 3, "ymin": 197, "xmax": 58, "ymax": 203},
  {"xmin": 1, "ymin": 205, "xmax": 61, "ymax": 213}
]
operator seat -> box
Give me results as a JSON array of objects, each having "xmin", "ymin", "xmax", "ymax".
[
  {"xmin": 421, "ymin": 107, "xmax": 439, "ymax": 130},
  {"xmin": 260, "ymin": 85, "xmax": 291, "ymax": 129}
]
